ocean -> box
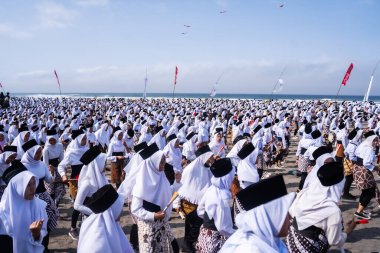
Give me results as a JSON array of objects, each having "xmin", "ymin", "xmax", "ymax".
[{"xmin": 11, "ymin": 92, "xmax": 380, "ymax": 101}]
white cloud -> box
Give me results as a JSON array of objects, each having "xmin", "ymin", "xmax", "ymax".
[
  {"xmin": 36, "ymin": 2, "xmax": 78, "ymax": 29},
  {"xmin": 0, "ymin": 23, "xmax": 32, "ymax": 39},
  {"xmin": 76, "ymin": 65, "xmax": 119, "ymax": 74},
  {"xmin": 16, "ymin": 70, "xmax": 52, "ymax": 79},
  {"xmin": 73, "ymin": 0, "xmax": 109, "ymax": 6}
]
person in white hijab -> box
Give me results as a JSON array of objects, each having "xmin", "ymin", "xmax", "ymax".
[
  {"xmin": 287, "ymin": 160, "xmax": 356, "ymax": 252},
  {"xmin": 208, "ymin": 128, "xmax": 226, "ymax": 158},
  {"xmin": 178, "ymin": 147, "xmax": 215, "ymax": 252},
  {"xmin": 196, "ymin": 158, "xmax": 235, "ymax": 253},
  {"xmin": 131, "ymin": 150, "xmax": 179, "ymax": 253},
  {"xmin": 236, "ymin": 142, "xmax": 259, "ymax": 189},
  {"xmin": 42, "ymin": 129, "xmax": 65, "ymax": 206},
  {"xmin": 57, "ymin": 130, "xmax": 89, "ymax": 240},
  {"xmin": 94, "ymin": 122, "xmax": 111, "ymax": 151},
  {"xmin": 182, "ymin": 132, "xmax": 197, "ymax": 163},
  {"xmin": 0, "ymin": 169, "xmax": 48, "ymax": 253},
  {"xmin": 163, "ymin": 134, "xmax": 183, "ymax": 173},
  {"xmin": 21, "ymin": 139, "xmax": 59, "ymax": 251},
  {"xmin": 0, "ymin": 146, "xmax": 17, "ymax": 199},
  {"xmin": 106, "ymin": 130, "xmax": 129, "ymax": 188},
  {"xmin": 220, "ymin": 175, "xmax": 295, "ymax": 253},
  {"xmin": 148, "ymin": 126, "xmax": 166, "ymax": 150},
  {"xmin": 74, "ymin": 145, "xmax": 108, "ymax": 217},
  {"xmin": 11, "ymin": 127, "xmax": 30, "ymax": 160},
  {"xmin": 78, "ymin": 184, "xmax": 134, "ymax": 253}
]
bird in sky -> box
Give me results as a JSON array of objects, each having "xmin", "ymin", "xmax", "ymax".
[
  {"xmin": 220, "ymin": 10, "xmax": 227, "ymax": 14},
  {"xmin": 184, "ymin": 25, "xmax": 191, "ymax": 28}
]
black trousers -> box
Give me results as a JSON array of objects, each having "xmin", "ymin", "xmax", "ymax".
[
  {"xmin": 184, "ymin": 209, "xmax": 203, "ymax": 252},
  {"xmin": 0, "ymin": 234, "xmax": 13, "ymax": 253},
  {"xmin": 298, "ymin": 172, "xmax": 308, "ymax": 190},
  {"xmin": 360, "ymin": 187, "xmax": 376, "ymax": 208},
  {"xmin": 42, "ymin": 232, "xmax": 50, "ymax": 252},
  {"xmin": 343, "ymin": 174, "xmax": 354, "ymax": 195},
  {"xmin": 129, "ymin": 224, "xmax": 139, "ymax": 250},
  {"xmin": 71, "ymin": 209, "xmax": 80, "ymax": 228},
  {"xmin": 257, "ymin": 169, "xmax": 263, "ymax": 179}
]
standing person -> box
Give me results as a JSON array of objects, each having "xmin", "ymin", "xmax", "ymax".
[
  {"xmin": 196, "ymin": 158, "xmax": 235, "ymax": 253},
  {"xmin": 42, "ymin": 129, "xmax": 65, "ymax": 206},
  {"xmin": 131, "ymin": 150, "xmax": 179, "ymax": 253},
  {"xmin": 163, "ymin": 134, "xmax": 183, "ymax": 173},
  {"xmin": 219, "ymin": 175, "xmax": 295, "ymax": 252},
  {"xmin": 11, "ymin": 125, "xmax": 30, "ymax": 160},
  {"xmin": 208, "ymin": 128, "xmax": 226, "ymax": 158},
  {"xmin": 21, "ymin": 139, "xmax": 59, "ymax": 251},
  {"xmin": 78, "ymin": 184, "xmax": 134, "ymax": 253},
  {"xmin": 286, "ymin": 160, "xmax": 356, "ymax": 252},
  {"xmin": 0, "ymin": 146, "xmax": 17, "ymax": 199},
  {"xmin": 107, "ymin": 130, "xmax": 129, "ymax": 188},
  {"xmin": 0, "ymin": 169, "xmax": 48, "ymax": 253},
  {"xmin": 182, "ymin": 132, "xmax": 197, "ymax": 163},
  {"xmin": 57, "ymin": 129, "xmax": 88, "ymax": 240},
  {"xmin": 178, "ymin": 148, "xmax": 215, "ymax": 253},
  {"xmin": 353, "ymin": 131, "xmax": 380, "ymax": 219}
]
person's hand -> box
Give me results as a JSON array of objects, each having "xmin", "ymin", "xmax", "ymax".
[
  {"xmin": 117, "ymin": 156, "xmax": 125, "ymax": 160},
  {"xmin": 154, "ymin": 211, "xmax": 166, "ymax": 221},
  {"xmin": 62, "ymin": 175, "xmax": 68, "ymax": 183},
  {"xmin": 345, "ymin": 218, "xmax": 356, "ymax": 234},
  {"xmin": 29, "ymin": 219, "xmax": 44, "ymax": 241},
  {"xmin": 48, "ymin": 164, "xmax": 55, "ymax": 173}
]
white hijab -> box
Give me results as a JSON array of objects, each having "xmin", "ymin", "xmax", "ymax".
[
  {"xmin": 78, "ymin": 195, "xmax": 133, "ymax": 253},
  {"xmin": 178, "ymin": 151, "xmax": 214, "ymax": 205},
  {"xmin": 148, "ymin": 129, "xmax": 166, "ymax": 150},
  {"xmin": 65, "ymin": 134, "xmax": 89, "ymax": 166},
  {"xmin": 227, "ymin": 139, "xmax": 247, "ymax": 167},
  {"xmin": 43, "ymin": 135, "xmax": 63, "ymax": 160},
  {"xmin": 21, "ymin": 145, "xmax": 48, "ymax": 180},
  {"xmin": 237, "ymin": 148, "xmax": 259, "ymax": 189},
  {"xmin": 163, "ymin": 138, "xmax": 182, "ymax": 172},
  {"xmin": 220, "ymin": 193, "xmax": 295, "ymax": 253},
  {"xmin": 78, "ymin": 153, "xmax": 108, "ymax": 189},
  {"xmin": 11, "ymin": 131, "xmax": 29, "ymax": 159},
  {"xmin": 0, "ymin": 171, "xmax": 48, "ymax": 253},
  {"xmin": 303, "ymin": 153, "xmax": 333, "ymax": 189}
]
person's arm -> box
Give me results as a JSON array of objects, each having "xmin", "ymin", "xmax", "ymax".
[
  {"xmin": 43, "ymin": 163, "xmax": 53, "ymax": 183},
  {"xmin": 324, "ymin": 214, "xmax": 348, "ymax": 248},
  {"xmin": 74, "ymin": 184, "xmax": 94, "ymax": 216},
  {"xmin": 42, "ymin": 148, "xmax": 49, "ymax": 166},
  {"xmin": 214, "ymin": 200, "xmax": 236, "ymax": 237},
  {"xmin": 106, "ymin": 144, "xmax": 118, "ymax": 162},
  {"xmin": 363, "ymin": 150, "xmax": 375, "ymax": 171},
  {"xmin": 131, "ymin": 196, "xmax": 155, "ymax": 221},
  {"xmin": 58, "ymin": 152, "xmax": 71, "ymax": 178}
]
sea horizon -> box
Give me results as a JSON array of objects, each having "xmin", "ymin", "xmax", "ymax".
[{"xmin": 10, "ymin": 92, "xmax": 380, "ymax": 102}]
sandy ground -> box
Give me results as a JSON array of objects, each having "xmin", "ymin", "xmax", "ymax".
[{"xmin": 48, "ymin": 133, "xmax": 380, "ymax": 253}]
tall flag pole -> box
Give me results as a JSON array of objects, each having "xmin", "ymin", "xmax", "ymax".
[
  {"xmin": 143, "ymin": 66, "xmax": 148, "ymax": 100},
  {"xmin": 54, "ymin": 70, "xmax": 62, "ymax": 96},
  {"xmin": 0, "ymin": 82, "xmax": 5, "ymax": 93},
  {"xmin": 210, "ymin": 69, "xmax": 228, "ymax": 98},
  {"xmin": 363, "ymin": 60, "xmax": 379, "ymax": 102},
  {"xmin": 270, "ymin": 66, "xmax": 286, "ymax": 101},
  {"xmin": 336, "ymin": 63, "xmax": 354, "ymax": 100},
  {"xmin": 172, "ymin": 66, "xmax": 178, "ymax": 99}
]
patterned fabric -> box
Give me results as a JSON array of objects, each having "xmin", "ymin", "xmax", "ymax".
[
  {"xmin": 298, "ymin": 156, "xmax": 310, "ymax": 173},
  {"xmin": 68, "ymin": 180, "xmax": 78, "ymax": 199},
  {"xmin": 137, "ymin": 218, "xmax": 174, "ymax": 253},
  {"xmin": 343, "ymin": 158, "xmax": 354, "ymax": 176},
  {"xmin": 286, "ymin": 220, "xmax": 329, "ymax": 253},
  {"xmin": 196, "ymin": 225, "xmax": 227, "ymax": 253},
  {"xmin": 44, "ymin": 167, "xmax": 66, "ymax": 204},
  {"xmin": 256, "ymin": 153, "xmax": 264, "ymax": 170},
  {"xmin": 180, "ymin": 199, "xmax": 197, "ymax": 216},
  {"xmin": 110, "ymin": 161, "xmax": 124, "ymax": 184},
  {"xmin": 353, "ymin": 164, "xmax": 377, "ymax": 190},
  {"xmin": 36, "ymin": 191, "xmax": 59, "ymax": 231}
]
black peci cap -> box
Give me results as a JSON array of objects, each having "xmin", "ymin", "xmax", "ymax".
[
  {"xmin": 85, "ymin": 184, "xmax": 119, "ymax": 214},
  {"xmin": 80, "ymin": 145, "xmax": 102, "ymax": 165},
  {"xmin": 139, "ymin": 143, "xmax": 159, "ymax": 160},
  {"xmin": 311, "ymin": 130, "xmax": 321, "ymax": 139},
  {"xmin": 71, "ymin": 129, "xmax": 84, "ymax": 140},
  {"xmin": 195, "ymin": 145, "xmax": 211, "ymax": 157},
  {"xmin": 210, "ymin": 158, "xmax": 233, "ymax": 178},
  {"xmin": 164, "ymin": 163, "xmax": 175, "ymax": 185},
  {"xmin": 317, "ymin": 161, "xmax": 344, "ymax": 186},
  {"xmin": 186, "ymin": 132, "xmax": 196, "ymax": 140},
  {"xmin": 4, "ymin": 145, "xmax": 17, "ymax": 153},
  {"xmin": 347, "ymin": 129, "xmax": 358, "ymax": 140},
  {"xmin": 237, "ymin": 142, "xmax": 255, "ymax": 160},
  {"xmin": 46, "ymin": 129, "xmax": 57, "ymax": 136},
  {"xmin": 167, "ymin": 134, "xmax": 177, "ymax": 142},
  {"xmin": 2, "ymin": 161, "xmax": 27, "ymax": 185},
  {"xmin": 312, "ymin": 146, "xmax": 332, "ymax": 160},
  {"xmin": 364, "ymin": 130, "xmax": 376, "ymax": 139},
  {"xmin": 134, "ymin": 141, "xmax": 148, "ymax": 153},
  {"xmin": 22, "ymin": 139, "xmax": 38, "ymax": 152}
]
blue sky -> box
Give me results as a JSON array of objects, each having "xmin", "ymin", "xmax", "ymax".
[{"xmin": 0, "ymin": 0, "xmax": 379, "ymax": 95}]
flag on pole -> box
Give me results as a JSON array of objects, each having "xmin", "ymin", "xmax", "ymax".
[
  {"xmin": 0, "ymin": 82, "xmax": 2, "ymax": 88},
  {"xmin": 54, "ymin": 70, "xmax": 61, "ymax": 88},
  {"xmin": 341, "ymin": 63, "xmax": 354, "ymax": 86},
  {"xmin": 174, "ymin": 66, "xmax": 178, "ymax": 85}
]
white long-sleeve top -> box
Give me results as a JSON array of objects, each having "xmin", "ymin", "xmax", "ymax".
[
  {"xmin": 355, "ymin": 144, "xmax": 376, "ymax": 171},
  {"xmin": 131, "ymin": 196, "xmax": 172, "ymax": 222},
  {"xmin": 344, "ymin": 142, "xmax": 358, "ymax": 161},
  {"xmin": 74, "ymin": 183, "xmax": 97, "ymax": 216}
]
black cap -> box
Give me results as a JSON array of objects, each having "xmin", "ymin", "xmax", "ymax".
[
  {"xmin": 22, "ymin": 139, "xmax": 38, "ymax": 152},
  {"xmin": 71, "ymin": 129, "xmax": 84, "ymax": 140},
  {"xmin": 155, "ymin": 126, "xmax": 164, "ymax": 133},
  {"xmin": 124, "ymin": 128, "xmax": 133, "ymax": 138},
  {"xmin": 46, "ymin": 129, "xmax": 57, "ymax": 136},
  {"xmin": 317, "ymin": 161, "xmax": 344, "ymax": 186},
  {"xmin": 164, "ymin": 163, "xmax": 175, "ymax": 185},
  {"xmin": 210, "ymin": 158, "xmax": 233, "ymax": 178},
  {"xmin": 312, "ymin": 146, "xmax": 332, "ymax": 160},
  {"xmin": 167, "ymin": 134, "xmax": 177, "ymax": 142},
  {"xmin": 178, "ymin": 123, "xmax": 185, "ymax": 130},
  {"xmin": 311, "ymin": 130, "xmax": 321, "ymax": 139},
  {"xmin": 236, "ymin": 175, "xmax": 288, "ymax": 211},
  {"xmin": 85, "ymin": 123, "xmax": 93, "ymax": 128},
  {"xmin": 85, "ymin": 184, "xmax": 119, "ymax": 214},
  {"xmin": 113, "ymin": 126, "xmax": 121, "ymax": 132},
  {"xmin": 338, "ymin": 122, "xmax": 345, "ymax": 130},
  {"xmin": 80, "ymin": 145, "xmax": 102, "ymax": 165},
  {"xmin": 195, "ymin": 145, "xmax": 211, "ymax": 157},
  {"xmin": 2, "ymin": 161, "xmax": 27, "ymax": 185},
  {"xmin": 4, "ymin": 145, "xmax": 17, "ymax": 153},
  {"xmin": 348, "ymin": 129, "xmax": 358, "ymax": 140},
  {"xmin": 264, "ymin": 123, "xmax": 271, "ymax": 128},
  {"xmin": 134, "ymin": 141, "xmax": 148, "ymax": 153},
  {"xmin": 31, "ymin": 125, "xmax": 39, "ymax": 132},
  {"xmin": 18, "ymin": 125, "xmax": 29, "ymax": 132},
  {"xmin": 237, "ymin": 142, "xmax": 255, "ymax": 160},
  {"xmin": 186, "ymin": 132, "xmax": 196, "ymax": 140},
  {"xmin": 139, "ymin": 143, "xmax": 159, "ymax": 160},
  {"xmin": 215, "ymin": 127, "xmax": 223, "ymax": 133},
  {"xmin": 304, "ymin": 123, "xmax": 312, "ymax": 134},
  {"xmin": 364, "ymin": 130, "xmax": 375, "ymax": 139},
  {"xmin": 253, "ymin": 125, "xmax": 262, "ymax": 134}
]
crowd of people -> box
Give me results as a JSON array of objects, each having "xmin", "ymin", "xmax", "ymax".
[{"xmin": 0, "ymin": 96, "xmax": 379, "ymax": 253}]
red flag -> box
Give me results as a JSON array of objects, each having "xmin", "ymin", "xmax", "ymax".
[
  {"xmin": 54, "ymin": 70, "xmax": 61, "ymax": 88},
  {"xmin": 341, "ymin": 63, "xmax": 354, "ymax": 86},
  {"xmin": 174, "ymin": 66, "xmax": 178, "ymax": 85}
]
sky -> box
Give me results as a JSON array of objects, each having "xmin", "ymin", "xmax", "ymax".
[{"xmin": 0, "ymin": 0, "xmax": 379, "ymax": 95}]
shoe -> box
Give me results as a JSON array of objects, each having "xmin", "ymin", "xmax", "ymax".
[
  {"xmin": 354, "ymin": 212, "xmax": 371, "ymax": 220},
  {"xmin": 362, "ymin": 210, "xmax": 372, "ymax": 216},
  {"xmin": 68, "ymin": 228, "xmax": 79, "ymax": 240},
  {"xmin": 342, "ymin": 193, "xmax": 357, "ymax": 200}
]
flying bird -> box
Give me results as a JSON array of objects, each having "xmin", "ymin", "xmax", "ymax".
[
  {"xmin": 184, "ymin": 25, "xmax": 191, "ymax": 28},
  {"xmin": 279, "ymin": 4, "xmax": 284, "ymax": 7},
  {"xmin": 220, "ymin": 10, "xmax": 227, "ymax": 14},
  {"xmin": 181, "ymin": 32, "xmax": 188, "ymax": 35}
]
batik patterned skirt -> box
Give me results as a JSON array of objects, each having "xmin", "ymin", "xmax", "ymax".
[
  {"xmin": 137, "ymin": 218, "xmax": 175, "ymax": 253},
  {"xmin": 297, "ymin": 156, "xmax": 310, "ymax": 173},
  {"xmin": 353, "ymin": 164, "xmax": 377, "ymax": 190},
  {"xmin": 36, "ymin": 191, "xmax": 59, "ymax": 231},
  {"xmin": 256, "ymin": 153, "xmax": 264, "ymax": 170},
  {"xmin": 44, "ymin": 168, "xmax": 66, "ymax": 204},
  {"xmin": 286, "ymin": 220, "xmax": 329, "ymax": 253},
  {"xmin": 196, "ymin": 225, "xmax": 228, "ymax": 253}
]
